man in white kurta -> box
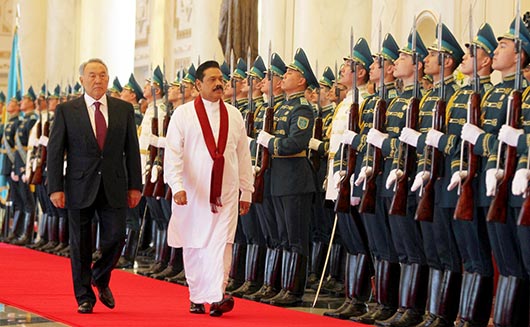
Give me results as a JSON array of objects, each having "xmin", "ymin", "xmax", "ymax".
[{"xmin": 164, "ymin": 60, "xmax": 253, "ymax": 316}]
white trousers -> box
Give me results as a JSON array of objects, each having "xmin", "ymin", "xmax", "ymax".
[{"xmin": 183, "ymin": 241, "xmax": 232, "ymax": 304}]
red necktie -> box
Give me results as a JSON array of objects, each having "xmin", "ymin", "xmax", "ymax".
[{"xmin": 94, "ymin": 101, "xmax": 107, "ymax": 150}]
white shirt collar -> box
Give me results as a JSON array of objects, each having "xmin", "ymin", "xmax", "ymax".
[{"xmin": 84, "ymin": 93, "xmax": 108, "ymax": 109}]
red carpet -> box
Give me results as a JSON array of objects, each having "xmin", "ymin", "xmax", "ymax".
[{"xmin": 0, "ymin": 243, "xmax": 369, "ymax": 326}]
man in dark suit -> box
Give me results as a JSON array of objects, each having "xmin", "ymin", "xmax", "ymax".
[{"xmin": 47, "ymin": 58, "xmax": 142, "ymax": 314}]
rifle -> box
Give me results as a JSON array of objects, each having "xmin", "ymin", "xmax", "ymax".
[
  {"xmin": 245, "ymin": 46, "xmax": 255, "ymax": 137},
  {"xmin": 488, "ymin": 6, "xmax": 523, "ymax": 224},
  {"xmin": 389, "ymin": 23, "xmax": 420, "ymax": 216},
  {"xmin": 360, "ymin": 27, "xmax": 386, "ymax": 214},
  {"xmin": 454, "ymin": 12, "xmax": 480, "ymax": 221},
  {"xmin": 252, "ymin": 42, "xmax": 273, "ymax": 204},
  {"xmin": 166, "ymin": 69, "xmax": 185, "ymax": 201},
  {"xmin": 142, "ymin": 68, "xmax": 160, "ymax": 197},
  {"xmin": 30, "ymin": 109, "xmax": 49, "ymax": 185},
  {"xmin": 153, "ymin": 65, "xmax": 170, "ymax": 198},
  {"xmin": 28, "ymin": 100, "xmax": 44, "ymax": 184},
  {"xmin": 309, "ymin": 60, "xmax": 322, "ymax": 172},
  {"xmin": 335, "ymin": 30, "xmax": 359, "ymax": 213},
  {"xmin": 415, "ymin": 20, "xmax": 446, "ymax": 222}
]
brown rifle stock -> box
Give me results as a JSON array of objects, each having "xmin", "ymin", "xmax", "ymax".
[
  {"xmin": 142, "ymin": 117, "xmax": 159, "ymax": 197},
  {"xmin": 334, "ymin": 102, "xmax": 359, "ymax": 213},
  {"xmin": 415, "ymin": 99, "xmax": 446, "ymax": 222},
  {"xmin": 30, "ymin": 120, "xmax": 49, "ymax": 185},
  {"xmin": 27, "ymin": 118, "xmax": 43, "ymax": 184},
  {"xmin": 252, "ymin": 106, "xmax": 273, "ymax": 203},
  {"xmin": 359, "ymin": 99, "xmax": 386, "ymax": 214},
  {"xmin": 454, "ymin": 92, "xmax": 481, "ymax": 221},
  {"xmin": 487, "ymin": 90, "xmax": 521, "ymax": 223},
  {"xmin": 390, "ymin": 97, "xmax": 419, "ymax": 216}
]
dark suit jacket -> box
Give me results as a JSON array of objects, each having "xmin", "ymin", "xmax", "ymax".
[{"xmin": 47, "ymin": 95, "xmax": 142, "ymax": 209}]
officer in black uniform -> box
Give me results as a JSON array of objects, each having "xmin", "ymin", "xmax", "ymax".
[
  {"xmin": 256, "ymin": 48, "xmax": 317, "ymax": 306},
  {"xmin": 462, "ymin": 17, "xmax": 530, "ymax": 326},
  {"xmin": 399, "ymin": 23, "xmax": 463, "ymax": 327},
  {"xmin": 243, "ymin": 53, "xmax": 287, "ymax": 302}
]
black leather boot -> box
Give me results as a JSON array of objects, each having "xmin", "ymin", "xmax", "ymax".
[
  {"xmin": 244, "ymin": 248, "xmax": 282, "ymax": 301},
  {"xmin": 166, "ymin": 268, "xmax": 186, "ymax": 284},
  {"xmin": 261, "ymin": 249, "xmax": 289, "ymax": 304},
  {"xmin": 307, "ymin": 241, "xmax": 326, "ymax": 288},
  {"xmin": 493, "ymin": 275, "xmax": 529, "ymax": 327},
  {"xmin": 151, "ymin": 247, "xmax": 182, "ymax": 280},
  {"xmin": 138, "ymin": 228, "xmax": 167, "ymax": 276},
  {"xmin": 461, "ymin": 273, "xmax": 492, "ymax": 327},
  {"xmin": 40, "ymin": 215, "xmax": 59, "ymax": 251},
  {"xmin": 27, "ymin": 213, "xmax": 48, "ymax": 249},
  {"xmin": 268, "ymin": 251, "xmax": 307, "ymax": 307},
  {"xmin": 353, "ymin": 259, "xmax": 400, "ymax": 324},
  {"xmin": 230, "ymin": 244, "xmax": 266, "ymax": 297},
  {"xmin": 413, "ymin": 268, "xmax": 444, "ymax": 327},
  {"xmin": 116, "ymin": 229, "xmax": 140, "ymax": 269},
  {"xmin": 455, "ymin": 272, "xmax": 473, "ymax": 326},
  {"xmin": 317, "ymin": 243, "xmax": 344, "ymax": 295},
  {"xmin": 324, "ymin": 253, "xmax": 358, "ymax": 318},
  {"xmin": 376, "ymin": 263, "xmax": 428, "ymax": 327},
  {"xmin": 427, "ymin": 270, "xmax": 462, "ymax": 327},
  {"xmin": 13, "ymin": 212, "xmax": 35, "ymax": 245},
  {"xmin": 1, "ymin": 202, "xmax": 13, "ymax": 241},
  {"xmin": 6, "ymin": 210, "xmax": 22, "ymax": 243},
  {"xmin": 225, "ymin": 243, "xmax": 247, "ymax": 292},
  {"xmin": 50, "ymin": 216, "xmax": 69, "ymax": 253}
]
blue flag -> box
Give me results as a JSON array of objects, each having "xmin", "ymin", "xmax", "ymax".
[{"xmin": 7, "ymin": 26, "xmax": 23, "ymax": 101}]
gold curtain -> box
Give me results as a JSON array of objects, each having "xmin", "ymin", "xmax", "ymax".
[{"xmin": 218, "ymin": 0, "xmax": 258, "ymax": 64}]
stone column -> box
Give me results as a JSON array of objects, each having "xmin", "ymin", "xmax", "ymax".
[{"xmin": 190, "ymin": 0, "xmax": 224, "ymax": 63}]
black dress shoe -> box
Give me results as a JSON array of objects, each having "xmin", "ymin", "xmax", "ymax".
[
  {"xmin": 209, "ymin": 295, "xmax": 234, "ymax": 317},
  {"xmin": 97, "ymin": 286, "xmax": 115, "ymax": 309},
  {"xmin": 189, "ymin": 302, "xmax": 205, "ymax": 314},
  {"xmin": 77, "ymin": 301, "xmax": 93, "ymax": 314}
]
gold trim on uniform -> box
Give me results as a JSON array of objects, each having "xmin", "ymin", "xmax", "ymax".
[{"xmin": 272, "ymin": 150, "xmax": 307, "ymax": 158}]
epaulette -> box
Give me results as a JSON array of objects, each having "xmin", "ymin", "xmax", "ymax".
[
  {"xmin": 480, "ymin": 88, "xmax": 495, "ymax": 107},
  {"xmin": 300, "ymin": 97, "xmax": 308, "ymax": 106}
]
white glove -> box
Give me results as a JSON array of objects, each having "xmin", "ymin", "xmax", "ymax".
[
  {"xmin": 309, "ymin": 138, "xmax": 323, "ymax": 151},
  {"xmin": 149, "ymin": 134, "xmax": 159, "ymax": 147},
  {"xmin": 385, "ymin": 169, "xmax": 403, "ymax": 190},
  {"xmin": 411, "ymin": 171, "xmax": 430, "ymax": 192},
  {"xmin": 253, "ymin": 165, "xmax": 261, "ymax": 177},
  {"xmin": 512, "ymin": 169, "xmax": 530, "ymax": 196},
  {"xmin": 425, "ymin": 129, "xmax": 444, "ymax": 149},
  {"xmin": 399, "ymin": 127, "xmax": 421, "ymax": 147},
  {"xmin": 486, "ymin": 168, "xmax": 504, "ymax": 197},
  {"xmin": 247, "ymin": 136, "xmax": 254, "ymax": 147},
  {"xmin": 333, "ymin": 171, "xmax": 346, "ymax": 191},
  {"xmin": 498, "ymin": 125, "xmax": 523, "ymax": 147},
  {"xmin": 38, "ymin": 135, "xmax": 49, "ymax": 146},
  {"xmin": 354, "ymin": 166, "xmax": 373, "ymax": 186},
  {"xmin": 257, "ymin": 131, "xmax": 274, "ymax": 148},
  {"xmin": 461, "ymin": 123, "xmax": 484, "ymax": 145},
  {"xmin": 366, "ymin": 128, "xmax": 388, "ymax": 149},
  {"xmin": 21, "ymin": 173, "xmax": 28, "ymax": 183},
  {"xmin": 351, "ymin": 196, "xmax": 361, "ymax": 206},
  {"xmin": 157, "ymin": 136, "xmax": 166, "ymax": 149},
  {"xmin": 10, "ymin": 171, "xmax": 19, "ymax": 182},
  {"xmin": 447, "ymin": 171, "xmax": 468, "ymax": 191},
  {"xmin": 342, "ymin": 130, "xmax": 358, "ymax": 145}
]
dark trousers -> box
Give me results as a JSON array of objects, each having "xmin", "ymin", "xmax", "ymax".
[
  {"xmin": 389, "ymin": 194, "xmax": 426, "ymax": 265},
  {"xmin": 68, "ymin": 183, "xmax": 126, "ymax": 305},
  {"xmin": 272, "ymin": 193, "xmax": 313, "ymax": 256},
  {"xmin": 310, "ymin": 192, "xmax": 333, "ymax": 243},
  {"xmin": 240, "ymin": 205, "xmax": 266, "ymax": 245},
  {"xmin": 362, "ymin": 197, "xmax": 399, "ymax": 262},
  {"xmin": 337, "ymin": 208, "xmax": 369, "ymax": 256},
  {"xmin": 254, "ymin": 196, "xmax": 280, "ymax": 249}
]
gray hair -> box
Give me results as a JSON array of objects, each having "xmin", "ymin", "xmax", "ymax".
[{"xmin": 79, "ymin": 58, "xmax": 108, "ymax": 75}]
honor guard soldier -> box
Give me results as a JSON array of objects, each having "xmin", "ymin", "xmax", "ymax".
[
  {"xmin": 71, "ymin": 82, "xmax": 83, "ymax": 99},
  {"xmin": 377, "ymin": 28, "xmax": 430, "ymax": 327},
  {"xmin": 324, "ymin": 38, "xmax": 372, "ymax": 320},
  {"xmin": 181, "ymin": 63, "xmax": 198, "ymax": 104},
  {"xmin": 226, "ymin": 57, "xmax": 250, "ymax": 293},
  {"xmin": 398, "ymin": 23, "xmax": 464, "ymax": 327},
  {"xmin": 121, "ymin": 73, "xmax": 145, "ymax": 127},
  {"xmin": 108, "ymin": 77, "xmax": 122, "ymax": 99},
  {"xmin": 138, "ymin": 66, "xmax": 170, "ymax": 277},
  {"xmin": 462, "ymin": 17, "xmax": 530, "ymax": 326},
  {"xmin": 350, "ymin": 33, "xmax": 402, "ymax": 325},
  {"xmin": 2, "ymin": 92, "xmax": 21, "ymax": 242},
  {"xmin": 306, "ymin": 66, "xmax": 337, "ymax": 289},
  {"xmin": 230, "ymin": 55, "xmax": 268, "ymax": 298},
  {"xmin": 243, "ymin": 53, "xmax": 287, "ymax": 302},
  {"xmin": 439, "ymin": 23, "xmax": 497, "ymax": 327},
  {"xmin": 116, "ymin": 73, "xmax": 146, "ymax": 268},
  {"xmin": 256, "ymin": 48, "xmax": 317, "ymax": 306},
  {"xmin": 10, "ymin": 86, "xmax": 39, "ymax": 245},
  {"xmin": 220, "ymin": 61, "xmax": 231, "ymax": 103}
]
